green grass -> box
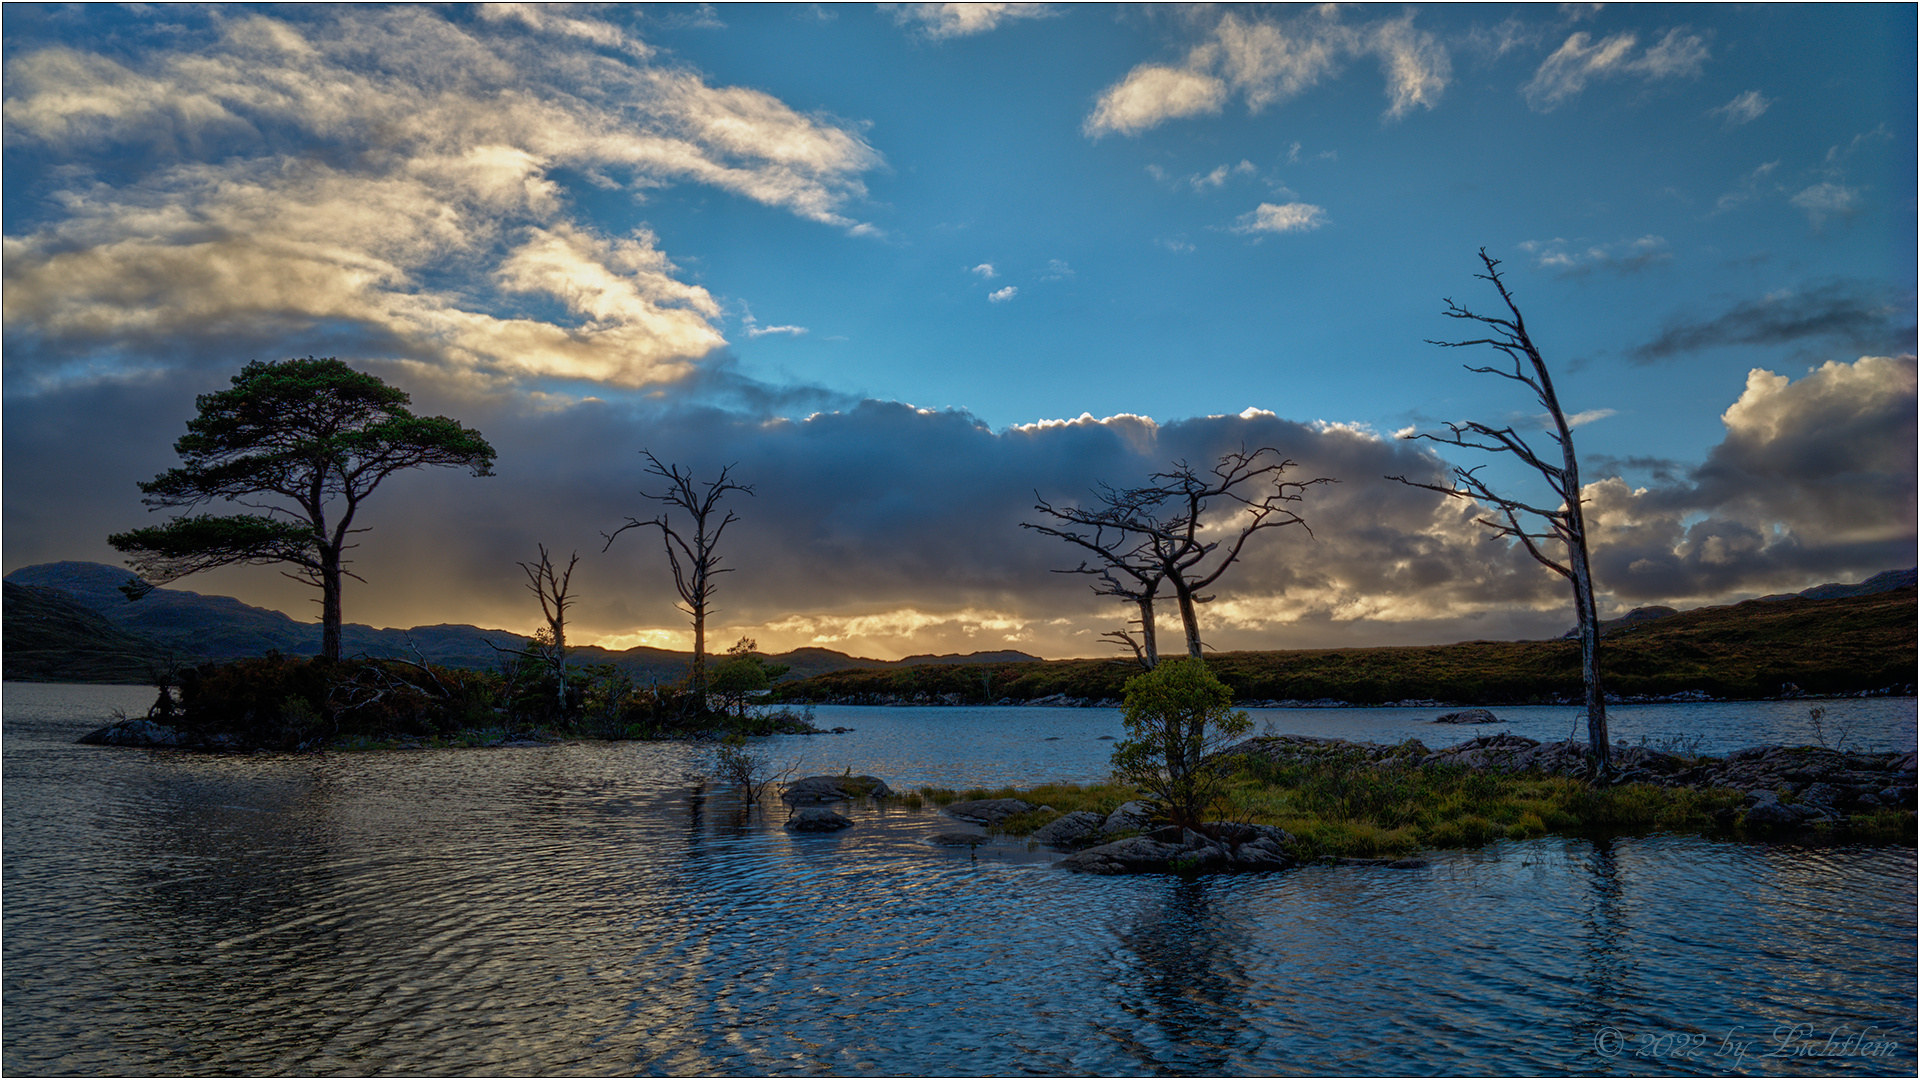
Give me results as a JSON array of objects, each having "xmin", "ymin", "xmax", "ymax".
[{"xmin": 914, "ymin": 752, "xmax": 1910, "ymax": 861}]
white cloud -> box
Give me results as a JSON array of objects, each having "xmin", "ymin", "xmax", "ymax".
[
  {"xmin": 2, "ymin": 7, "xmax": 882, "ymax": 391},
  {"xmin": 1085, "ymin": 64, "xmax": 1228, "ymax": 136},
  {"xmin": 1563, "ymin": 408, "xmax": 1617, "ymax": 429},
  {"xmin": 890, "ymin": 3, "xmax": 1054, "ymax": 40},
  {"xmin": 970, "ymin": 263, "xmax": 998, "ymax": 278},
  {"xmin": 1710, "ymin": 89, "xmax": 1772, "ymax": 126},
  {"xmin": 988, "ymin": 285, "xmax": 1018, "ymax": 303},
  {"xmin": 1790, "ymin": 182, "xmax": 1861, "ymax": 225},
  {"xmin": 1232, "ymin": 202, "xmax": 1328, "ymax": 235},
  {"xmin": 1522, "ymin": 27, "xmax": 1709, "ymax": 111},
  {"xmin": 1041, "ymin": 259, "xmax": 1074, "ymax": 280},
  {"xmin": 1084, "ymin": 8, "xmax": 1449, "ymax": 137}
]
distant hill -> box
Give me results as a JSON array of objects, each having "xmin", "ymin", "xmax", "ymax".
[
  {"xmin": 1, "ymin": 561, "xmax": 1041, "ymax": 684},
  {"xmin": 780, "ymin": 585, "xmax": 1918, "ymax": 707},
  {"xmin": 1563, "ymin": 569, "xmax": 1918, "ymax": 639},
  {"xmin": 2, "ymin": 582, "xmax": 175, "ymax": 683}
]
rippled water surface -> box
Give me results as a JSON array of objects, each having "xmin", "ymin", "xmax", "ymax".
[{"xmin": 5, "ymin": 683, "xmax": 1915, "ymax": 1076}]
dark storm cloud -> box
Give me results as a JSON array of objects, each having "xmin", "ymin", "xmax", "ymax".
[
  {"xmin": 1631, "ymin": 278, "xmax": 1916, "ymax": 364},
  {"xmin": 9, "ymin": 350, "xmax": 1588, "ymax": 657},
  {"xmin": 1587, "ymin": 354, "xmax": 1916, "ymax": 603}
]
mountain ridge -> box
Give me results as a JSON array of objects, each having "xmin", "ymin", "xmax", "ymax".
[{"xmin": 1, "ymin": 561, "xmax": 1041, "ymax": 683}]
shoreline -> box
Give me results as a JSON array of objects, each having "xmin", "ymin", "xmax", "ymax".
[{"xmin": 782, "ymin": 688, "xmax": 1919, "ymax": 709}]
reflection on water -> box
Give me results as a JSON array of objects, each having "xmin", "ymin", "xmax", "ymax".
[{"xmin": 4, "ymin": 683, "xmax": 1915, "ymax": 1076}]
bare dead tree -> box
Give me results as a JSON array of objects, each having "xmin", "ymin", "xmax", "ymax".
[
  {"xmin": 1386, "ymin": 249, "xmax": 1611, "ymax": 777},
  {"xmin": 604, "ymin": 452, "xmax": 754, "ymax": 696},
  {"xmin": 518, "ymin": 544, "xmax": 579, "ymax": 711},
  {"xmin": 1028, "ymin": 449, "xmax": 1331, "ymax": 662},
  {"xmin": 1025, "ymin": 482, "xmax": 1172, "ymax": 669},
  {"xmin": 1140, "ymin": 448, "xmax": 1332, "ymax": 659}
]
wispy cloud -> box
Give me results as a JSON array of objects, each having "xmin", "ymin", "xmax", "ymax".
[
  {"xmin": 988, "ymin": 285, "xmax": 1018, "ymax": 303},
  {"xmin": 1085, "ymin": 8, "xmax": 1450, "ymax": 136},
  {"xmin": 1790, "ymin": 182, "xmax": 1862, "ymax": 227},
  {"xmin": 1518, "ymin": 235, "xmax": 1671, "ymax": 277},
  {"xmin": 1712, "ymin": 160, "xmax": 1780, "ymax": 214},
  {"xmin": 970, "ymin": 263, "xmax": 998, "ymax": 279},
  {"xmin": 1632, "ymin": 279, "xmax": 1916, "ymax": 363},
  {"xmin": 1710, "ymin": 89, "xmax": 1772, "ymax": 126},
  {"xmin": 1232, "ymin": 202, "xmax": 1329, "ymax": 235},
  {"xmin": 1522, "ymin": 27, "xmax": 1709, "ymax": 111}
]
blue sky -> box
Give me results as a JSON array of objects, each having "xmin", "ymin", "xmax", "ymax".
[{"xmin": 4, "ymin": 3, "xmax": 1914, "ymax": 659}]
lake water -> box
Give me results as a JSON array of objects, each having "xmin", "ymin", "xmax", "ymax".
[{"xmin": 4, "ymin": 682, "xmax": 1915, "ymax": 1076}]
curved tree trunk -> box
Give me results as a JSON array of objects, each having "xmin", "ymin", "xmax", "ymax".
[
  {"xmin": 1135, "ymin": 596, "xmax": 1159, "ymax": 669},
  {"xmin": 1169, "ymin": 577, "xmax": 1204, "ymax": 659}
]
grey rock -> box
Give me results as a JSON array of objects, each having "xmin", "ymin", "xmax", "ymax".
[
  {"xmin": 1743, "ymin": 800, "xmax": 1814, "ymax": 828},
  {"xmin": 1029, "ymin": 810, "xmax": 1106, "ymax": 847},
  {"xmin": 942, "ymin": 798, "xmax": 1042, "ymax": 826},
  {"xmin": 1433, "ymin": 708, "xmax": 1500, "ymax": 724},
  {"xmin": 1800, "ymin": 781, "xmax": 1850, "ymax": 808},
  {"xmin": 1060, "ymin": 822, "xmax": 1297, "ymax": 876},
  {"xmin": 77, "ymin": 718, "xmax": 186, "ymax": 748},
  {"xmin": 1100, "ymin": 800, "xmax": 1157, "ymax": 835},
  {"xmin": 785, "ymin": 808, "xmax": 853, "ymax": 832},
  {"xmin": 781, "ymin": 774, "xmax": 893, "ymax": 804}
]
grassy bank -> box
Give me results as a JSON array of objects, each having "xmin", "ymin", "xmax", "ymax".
[
  {"xmin": 909, "ymin": 747, "xmax": 1917, "ymax": 861},
  {"xmin": 774, "ymin": 588, "xmax": 1917, "ymax": 706}
]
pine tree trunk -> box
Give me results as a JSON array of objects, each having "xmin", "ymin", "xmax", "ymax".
[{"xmin": 320, "ymin": 552, "xmax": 343, "ymax": 663}]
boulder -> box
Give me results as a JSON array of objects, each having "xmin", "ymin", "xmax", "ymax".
[
  {"xmin": 1433, "ymin": 708, "xmax": 1500, "ymax": 724},
  {"xmin": 1742, "ymin": 800, "xmax": 1814, "ymax": 829},
  {"xmin": 1029, "ymin": 810, "xmax": 1106, "ymax": 848},
  {"xmin": 942, "ymin": 798, "xmax": 1042, "ymax": 826},
  {"xmin": 781, "ymin": 774, "xmax": 893, "ymax": 804},
  {"xmin": 785, "ymin": 808, "xmax": 853, "ymax": 832},
  {"xmin": 1100, "ymin": 800, "xmax": 1157, "ymax": 835},
  {"xmin": 77, "ymin": 718, "xmax": 187, "ymax": 748}
]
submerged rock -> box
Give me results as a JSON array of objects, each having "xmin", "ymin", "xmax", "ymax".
[
  {"xmin": 785, "ymin": 808, "xmax": 853, "ymax": 832},
  {"xmin": 924, "ymin": 831, "xmax": 987, "ymax": 847},
  {"xmin": 1433, "ymin": 708, "xmax": 1499, "ymax": 724}
]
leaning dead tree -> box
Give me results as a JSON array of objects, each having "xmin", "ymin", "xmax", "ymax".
[
  {"xmin": 604, "ymin": 452, "xmax": 754, "ymax": 696},
  {"xmin": 1387, "ymin": 249, "xmax": 1611, "ymax": 777},
  {"xmin": 1029, "ymin": 447, "xmax": 1331, "ymax": 663},
  {"xmin": 518, "ymin": 544, "xmax": 578, "ymax": 711},
  {"xmin": 1025, "ymin": 482, "xmax": 1172, "ymax": 668}
]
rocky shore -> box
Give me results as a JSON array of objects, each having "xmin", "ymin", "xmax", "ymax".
[
  {"xmin": 1227, "ymin": 732, "xmax": 1918, "ymax": 827},
  {"xmin": 774, "ymin": 731, "xmax": 1916, "ymax": 877}
]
